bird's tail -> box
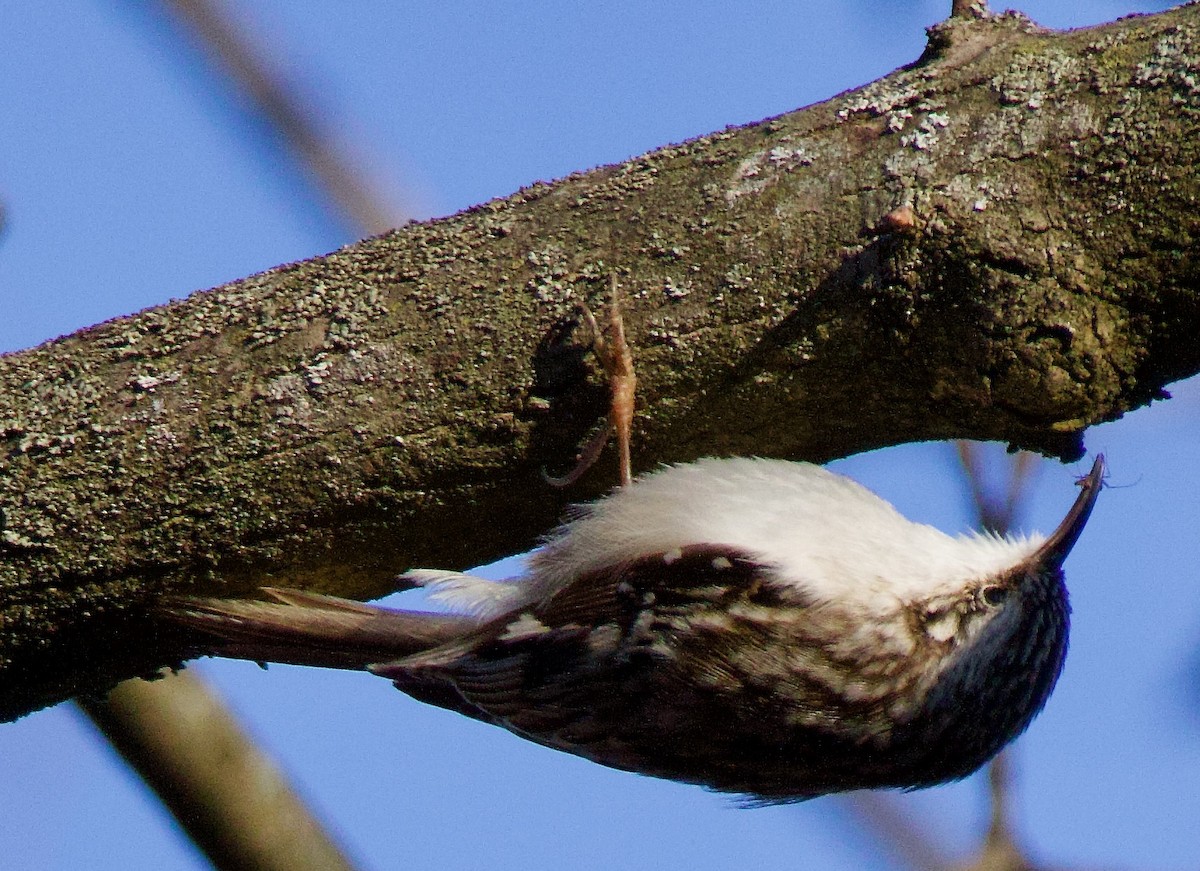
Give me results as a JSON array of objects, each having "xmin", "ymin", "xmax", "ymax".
[{"xmin": 160, "ymin": 587, "xmax": 483, "ymax": 670}]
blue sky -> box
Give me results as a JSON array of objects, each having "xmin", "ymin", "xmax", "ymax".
[{"xmin": 1, "ymin": 2, "xmax": 1194, "ymax": 869}]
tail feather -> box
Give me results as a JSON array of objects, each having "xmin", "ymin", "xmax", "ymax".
[{"xmin": 161, "ymin": 590, "xmax": 484, "ymax": 671}]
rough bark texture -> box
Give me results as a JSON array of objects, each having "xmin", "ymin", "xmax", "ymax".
[{"xmin": 2, "ymin": 7, "xmax": 1198, "ymax": 720}]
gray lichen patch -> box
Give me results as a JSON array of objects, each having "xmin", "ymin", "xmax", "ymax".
[
  {"xmin": 1135, "ymin": 23, "xmax": 1200, "ymax": 100},
  {"xmin": 990, "ymin": 47, "xmax": 1084, "ymax": 109},
  {"xmin": 725, "ymin": 138, "xmax": 819, "ymax": 203}
]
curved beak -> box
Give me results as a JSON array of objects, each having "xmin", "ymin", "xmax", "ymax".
[{"xmin": 1031, "ymin": 455, "xmax": 1105, "ymax": 571}]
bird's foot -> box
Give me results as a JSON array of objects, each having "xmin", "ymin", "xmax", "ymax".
[{"xmin": 544, "ymin": 274, "xmax": 636, "ymax": 489}]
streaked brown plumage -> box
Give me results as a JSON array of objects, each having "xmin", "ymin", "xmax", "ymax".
[{"xmin": 165, "ymin": 454, "xmax": 1103, "ymax": 802}]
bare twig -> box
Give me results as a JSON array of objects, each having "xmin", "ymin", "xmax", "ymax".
[
  {"xmin": 158, "ymin": 0, "xmax": 403, "ymax": 235},
  {"xmin": 839, "ymin": 791, "xmax": 952, "ymax": 871},
  {"xmin": 954, "ymin": 443, "xmax": 1038, "ymax": 536},
  {"xmin": 78, "ymin": 669, "xmax": 361, "ymax": 871}
]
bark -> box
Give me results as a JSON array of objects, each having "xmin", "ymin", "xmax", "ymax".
[{"xmin": 2, "ymin": 6, "xmax": 1198, "ymax": 721}]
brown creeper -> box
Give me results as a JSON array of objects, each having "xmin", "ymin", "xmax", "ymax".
[
  {"xmin": 163, "ymin": 286, "xmax": 1104, "ymax": 801},
  {"xmin": 166, "ymin": 454, "xmax": 1102, "ymax": 801}
]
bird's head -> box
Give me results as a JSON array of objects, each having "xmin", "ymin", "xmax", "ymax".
[{"xmin": 895, "ymin": 456, "xmax": 1105, "ymax": 782}]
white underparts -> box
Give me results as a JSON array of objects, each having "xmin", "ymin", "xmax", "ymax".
[{"xmin": 404, "ymin": 458, "xmax": 1046, "ymax": 620}]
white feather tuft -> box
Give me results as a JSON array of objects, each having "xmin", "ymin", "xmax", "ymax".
[{"xmin": 402, "ymin": 569, "xmax": 527, "ymax": 618}]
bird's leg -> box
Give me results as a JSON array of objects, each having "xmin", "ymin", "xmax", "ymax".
[
  {"xmin": 601, "ymin": 276, "xmax": 636, "ymax": 488},
  {"xmin": 545, "ymin": 275, "xmax": 636, "ymax": 489}
]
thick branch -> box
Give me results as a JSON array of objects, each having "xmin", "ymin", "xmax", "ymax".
[{"xmin": 3, "ymin": 6, "xmax": 1199, "ymax": 720}]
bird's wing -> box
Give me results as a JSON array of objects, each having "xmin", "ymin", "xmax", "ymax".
[
  {"xmin": 373, "ymin": 545, "xmax": 771, "ymax": 729},
  {"xmin": 540, "ymin": 543, "xmax": 775, "ymax": 626}
]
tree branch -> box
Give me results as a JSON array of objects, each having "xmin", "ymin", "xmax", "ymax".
[
  {"xmin": 157, "ymin": 0, "xmax": 404, "ymax": 236},
  {"xmin": 3, "ymin": 6, "xmax": 1199, "ymax": 720},
  {"xmin": 79, "ymin": 670, "xmax": 360, "ymax": 871}
]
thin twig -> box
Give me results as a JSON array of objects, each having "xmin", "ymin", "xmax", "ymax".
[
  {"xmin": 159, "ymin": 0, "xmax": 403, "ymax": 235},
  {"xmin": 954, "ymin": 442, "xmax": 1038, "ymax": 536},
  {"xmin": 839, "ymin": 792, "xmax": 952, "ymax": 871},
  {"xmin": 79, "ymin": 669, "xmax": 360, "ymax": 871}
]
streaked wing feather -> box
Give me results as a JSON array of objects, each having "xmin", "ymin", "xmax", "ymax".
[{"xmin": 378, "ymin": 545, "xmax": 768, "ymax": 733}]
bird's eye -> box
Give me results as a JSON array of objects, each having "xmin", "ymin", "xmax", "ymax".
[{"xmin": 982, "ymin": 586, "xmax": 1008, "ymax": 606}]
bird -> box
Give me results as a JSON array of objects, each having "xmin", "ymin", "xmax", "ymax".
[{"xmin": 162, "ymin": 285, "xmax": 1104, "ymax": 802}]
